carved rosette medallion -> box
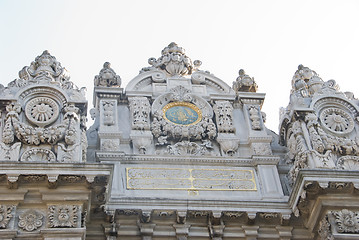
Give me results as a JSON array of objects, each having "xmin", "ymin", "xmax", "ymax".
[
  {"xmin": 48, "ymin": 205, "xmax": 79, "ymax": 228},
  {"xmin": 25, "ymin": 97, "xmax": 59, "ymax": 127},
  {"xmin": 319, "ymin": 107, "xmax": 354, "ymax": 135},
  {"xmin": 18, "ymin": 210, "xmax": 43, "ymax": 232},
  {"xmin": 0, "ymin": 205, "xmax": 13, "ymax": 229},
  {"xmin": 163, "ymin": 102, "xmax": 202, "ymax": 126}
]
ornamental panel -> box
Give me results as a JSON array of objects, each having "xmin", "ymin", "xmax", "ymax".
[{"xmin": 126, "ymin": 167, "xmax": 256, "ymax": 191}]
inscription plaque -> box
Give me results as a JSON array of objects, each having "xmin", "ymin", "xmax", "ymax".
[{"xmin": 126, "ymin": 168, "xmax": 257, "ymax": 191}]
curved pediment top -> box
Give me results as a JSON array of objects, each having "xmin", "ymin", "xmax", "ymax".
[{"xmin": 125, "ymin": 43, "xmax": 235, "ymax": 97}]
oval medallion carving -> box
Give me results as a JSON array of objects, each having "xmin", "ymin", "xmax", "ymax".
[{"xmin": 163, "ymin": 102, "xmax": 202, "ymax": 126}]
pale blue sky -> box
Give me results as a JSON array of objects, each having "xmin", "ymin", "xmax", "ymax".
[{"xmin": 1, "ymin": 0, "xmax": 359, "ymax": 132}]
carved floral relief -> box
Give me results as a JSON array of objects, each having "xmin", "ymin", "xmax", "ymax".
[
  {"xmin": 248, "ymin": 106, "xmax": 261, "ymax": 130},
  {"xmin": 213, "ymin": 101, "xmax": 235, "ymax": 133},
  {"xmin": 48, "ymin": 205, "xmax": 79, "ymax": 228},
  {"xmin": 18, "ymin": 210, "xmax": 43, "ymax": 232},
  {"xmin": 129, "ymin": 97, "xmax": 151, "ymax": 130}
]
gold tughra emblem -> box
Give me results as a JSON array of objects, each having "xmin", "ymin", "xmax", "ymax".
[{"xmin": 163, "ymin": 102, "xmax": 202, "ymax": 126}]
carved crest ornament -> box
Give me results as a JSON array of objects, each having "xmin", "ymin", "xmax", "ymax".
[{"xmin": 0, "ymin": 50, "xmax": 87, "ymax": 163}]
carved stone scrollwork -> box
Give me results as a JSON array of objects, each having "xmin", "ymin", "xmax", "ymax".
[
  {"xmin": 101, "ymin": 140, "xmax": 119, "ymax": 151},
  {"xmin": 0, "ymin": 142, "xmax": 21, "ymax": 161},
  {"xmin": 213, "ymin": 101, "xmax": 235, "ymax": 133},
  {"xmin": 0, "ymin": 205, "xmax": 14, "ymax": 229},
  {"xmin": 94, "ymin": 62, "xmax": 121, "ymax": 87},
  {"xmin": 337, "ymin": 156, "xmax": 359, "ymax": 170},
  {"xmin": 217, "ymin": 134, "xmax": 239, "ymax": 156},
  {"xmin": 318, "ymin": 214, "xmax": 334, "ymax": 240},
  {"xmin": 18, "ymin": 210, "xmax": 43, "ymax": 232},
  {"xmin": 129, "ymin": 97, "xmax": 151, "ymax": 130},
  {"xmin": 287, "ymin": 121, "xmax": 309, "ymax": 185},
  {"xmin": 103, "ymin": 100, "xmax": 116, "ymax": 126},
  {"xmin": 251, "ymin": 142, "xmax": 272, "ymax": 156},
  {"xmin": 166, "ymin": 140, "xmax": 215, "ymax": 156},
  {"xmin": 48, "ymin": 205, "xmax": 80, "ymax": 228},
  {"xmin": 248, "ymin": 106, "xmax": 262, "ymax": 130}
]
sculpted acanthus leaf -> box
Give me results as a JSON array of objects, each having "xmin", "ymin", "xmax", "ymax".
[
  {"xmin": 0, "ymin": 205, "xmax": 14, "ymax": 229},
  {"xmin": 333, "ymin": 209, "xmax": 359, "ymax": 233},
  {"xmin": 48, "ymin": 205, "xmax": 79, "ymax": 228}
]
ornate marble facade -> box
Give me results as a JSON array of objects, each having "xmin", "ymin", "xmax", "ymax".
[{"xmin": 0, "ymin": 44, "xmax": 358, "ymax": 239}]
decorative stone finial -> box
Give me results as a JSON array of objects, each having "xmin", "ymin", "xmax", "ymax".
[
  {"xmin": 291, "ymin": 64, "xmax": 323, "ymax": 96},
  {"xmin": 232, "ymin": 69, "xmax": 257, "ymax": 92},
  {"xmin": 143, "ymin": 42, "xmax": 201, "ymax": 76},
  {"xmin": 94, "ymin": 62, "xmax": 121, "ymax": 87}
]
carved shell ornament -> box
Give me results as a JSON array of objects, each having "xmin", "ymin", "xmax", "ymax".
[
  {"xmin": 319, "ymin": 107, "xmax": 354, "ymax": 135},
  {"xmin": 25, "ymin": 97, "xmax": 59, "ymax": 127}
]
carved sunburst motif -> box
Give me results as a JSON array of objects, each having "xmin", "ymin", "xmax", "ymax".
[
  {"xmin": 25, "ymin": 97, "xmax": 59, "ymax": 127},
  {"xmin": 31, "ymin": 103, "xmax": 53, "ymax": 122},
  {"xmin": 319, "ymin": 107, "xmax": 354, "ymax": 135}
]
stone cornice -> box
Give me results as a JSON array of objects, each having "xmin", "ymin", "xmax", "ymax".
[
  {"xmin": 96, "ymin": 153, "xmax": 280, "ymax": 166},
  {"xmin": 289, "ymin": 169, "xmax": 359, "ymax": 213}
]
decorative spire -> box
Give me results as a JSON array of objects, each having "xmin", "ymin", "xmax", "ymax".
[
  {"xmin": 145, "ymin": 42, "xmax": 202, "ymax": 76},
  {"xmin": 232, "ymin": 69, "xmax": 257, "ymax": 93},
  {"xmin": 94, "ymin": 62, "xmax": 121, "ymax": 87}
]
